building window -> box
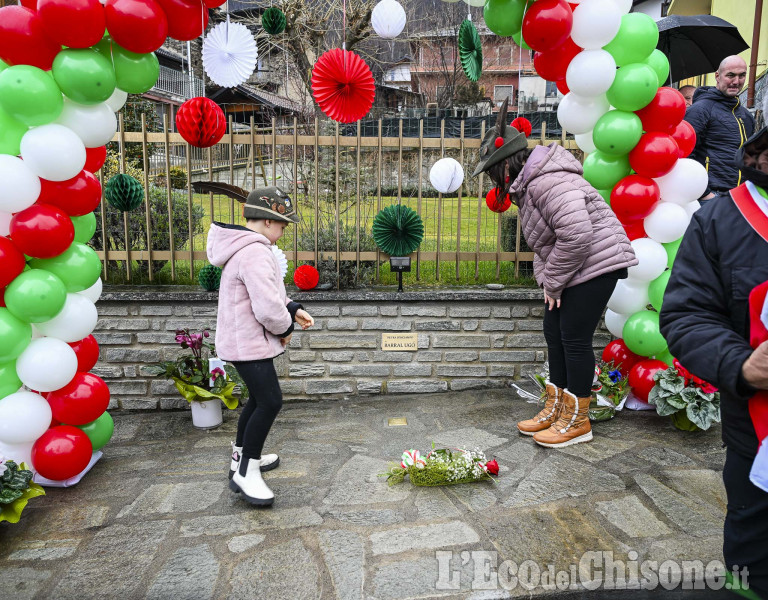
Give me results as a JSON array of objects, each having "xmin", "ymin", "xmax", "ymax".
[
  {"xmin": 493, "ymin": 85, "xmax": 514, "ymax": 106},
  {"xmin": 545, "ymin": 80, "xmax": 557, "ymax": 96}
]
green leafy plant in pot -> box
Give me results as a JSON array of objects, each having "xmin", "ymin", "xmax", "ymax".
[
  {"xmin": 0, "ymin": 459, "xmax": 45, "ymax": 524},
  {"xmin": 648, "ymin": 359, "xmax": 721, "ymax": 431}
]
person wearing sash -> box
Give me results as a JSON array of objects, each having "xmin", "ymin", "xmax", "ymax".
[{"xmin": 660, "ymin": 126, "xmax": 768, "ymax": 598}]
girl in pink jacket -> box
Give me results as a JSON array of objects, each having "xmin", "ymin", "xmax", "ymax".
[
  {"xmin": 473, "ymin": 100, "xmax": 637, "ymax": 449},
  {"xmin": 204, "ymin": 185, "xmax": 314, "ymax": 506}
]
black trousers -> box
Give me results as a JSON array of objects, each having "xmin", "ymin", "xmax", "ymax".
[
  {"xmin": 723, "ymin": 447, "xmax": 768, "ymax": 599},
  {"xmin": 232, "ymin": 359, "xmax": 283, "ymax": 468},
  {"xmin": 542, "ymin": 271, "xmax": 623, "ymax": 398}
]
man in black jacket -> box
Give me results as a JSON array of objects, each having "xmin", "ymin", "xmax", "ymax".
[
  {"xmin": 684, "ymin": 55, "xmax": 754, "ymax": 201},
  {"xmin": 660, "ymin": 127, "xmax": 768, "ymax": 599}
]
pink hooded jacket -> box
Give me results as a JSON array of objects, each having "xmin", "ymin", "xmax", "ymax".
[{"xmin": 206, "ymin": 223, "xmax": 299, "ymax": 361}]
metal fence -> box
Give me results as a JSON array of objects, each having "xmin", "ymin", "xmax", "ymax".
[{"xmin": 99, "ymin": 112, "xmax": 581, "ymax": 286}]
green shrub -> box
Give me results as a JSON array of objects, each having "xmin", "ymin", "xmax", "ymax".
[{"xmin": 155, "ymin": 166, "xmax": 189, "ymax": 190}]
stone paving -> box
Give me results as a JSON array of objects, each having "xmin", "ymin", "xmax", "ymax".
[{"xmin": 0, "ymin": 389, "xmax": 733, "ymax": 599}]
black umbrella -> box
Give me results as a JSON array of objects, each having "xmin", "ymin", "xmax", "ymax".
[{"xmin": 656, "ymin": 14, "xmax": 749, "ymax": 84}]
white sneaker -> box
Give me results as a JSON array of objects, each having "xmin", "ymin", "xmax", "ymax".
[
  {"xmin": 229, "ymin": 458, "xmax": 275, "ymax": 506},
  {"xmin": 229, "ymin": 445, "xmax": 280, "ymax": 479}
]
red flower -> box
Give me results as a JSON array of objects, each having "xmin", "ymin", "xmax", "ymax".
[
  {"xmin": 484, "ymin": 459, "xmax": 499, "ymax": 476},
  {"xmin": 700, "ymin": 382, "xmax": 719, "ymax": 394}
]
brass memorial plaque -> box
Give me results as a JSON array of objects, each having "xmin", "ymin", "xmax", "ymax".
[{"xmin": 381, "ymin": 333, "xmax": 418, "ymax": 351}]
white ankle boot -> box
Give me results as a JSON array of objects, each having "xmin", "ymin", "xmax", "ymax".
[
  {"xmin": 229, "ymin": 458, "xmax": 275, "ymax": 506},
  {"xmin": 229, "ymin": 444, "xmax": 280, "ymax": 479},
  {"xmin": 229, "ymin": 444, "xmax": 243, "ymax": 480}
]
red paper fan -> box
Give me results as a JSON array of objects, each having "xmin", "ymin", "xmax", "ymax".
[
  {"xmin": 311, "ymin": 48, "xmax": 375, "ymax": 123},
  {"xmin": 511, "ymin": 117, "xmax": 532, "ymax": 138},
  {"xmin": 175, "ymin": 97, "xmax": 226, "ymax": 148}
]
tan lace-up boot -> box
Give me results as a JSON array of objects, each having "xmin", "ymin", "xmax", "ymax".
[
  {"xmin": 517, "ymin": 381, "xmax": 563, "ymax": 436},
  {"xmin": 533, "ymin": 389, "xmax": 593, "ymax": 448}
]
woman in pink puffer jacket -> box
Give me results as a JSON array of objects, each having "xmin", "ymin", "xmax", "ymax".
[{"xmin": 473, "ymin": 100, "xmax": 637, "ymax": 449}]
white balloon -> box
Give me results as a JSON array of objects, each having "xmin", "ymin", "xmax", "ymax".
[
  {"xmin": 566, "ymin": 49, "xmax": 616, "ymax": 97},
  {"xmin": 462, "ymin": 0, "xmax": 485, "ymax": 5},
  {"xmin": 34, "ymin": 293, "xmax": 99, "ymax": 343},
  {"xmin": 653, "ymin": 158, "xmax": 709, "ymax": 205},
  {"xmin": 605, "ymin": 309, "xmax": 630, "ymax": 338},
  {"xmin": 607, "ymin": 279, "xmax": 650, "ymax": 315},
  {"xmin": 683, "ymin": 200, "xmax": 701, "ymax": 217},
  {"xmin": 0, "ymin": 211, "xmax": 10, "ymax": 236},
  {"xmin": 614, "ymin": 0, "xmax": 632, "ymax": 14},
  {"xmin": 77, "ymin": 277, "xmax": 103, "ymax": 304},
  {"xmin": 557, "ymin": 93, "xmax": 610, "ymax": 135},
  {"xmin": 571, "ymin": 0, "xmax": 622, "ymax": 49},
  {"xmin": 372, "ymin": 0, "xmax": 406, "ymax": 39},
  {"xmin": 105, "ymin": 88, "xmax": 128, "ymax": 112},
  {"xmin": 628, "ymin": 237, "xmax": 668, "ymax": 282},
  {"xmin": 0, "ymin": 155, "xmax": 41, "ymax": 213},
  {"xmin": 644, "ymin": 202, "xmax": 690, "ymax": 244},
  {"xmin": 0, "ymin": 439, "xmax": 34, "ymax": 469},
  {"xmin": 55, "ymin": 99, "xmax": 117, "ymax": 148},
  {"xmin": 0, "ymin": 391, "xmax": 52, "ymax": 444},
  {"xmin": 20, "ymin": 124, "xmax": 86, "ymax": 181},
  {"xmin": 16, "ymin": 337, "xmax": 78, "ymax": 392},
  {"xmin": 575, "ymin": 131, "xmax": 597, "ymax": 154},
  {"xmin": 429, "ymin": 157, "xmax": 464, "ymax": 194}
]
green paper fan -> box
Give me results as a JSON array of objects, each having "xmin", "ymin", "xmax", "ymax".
[
  {"xmin": 262, "ymin": 7, "xmax": 287, "ymax": 35},
  {"xmin": 104, "ymin": 174, "xmax": 144, "ymax": 212},
  {"xmin": 458, "ymin": 19, "xmax": 482, "ymax": 83},
  {"xmin": 372, "ymin": 204, "xmax": 424, "ymax": 257},
  {"xmin": 198, "ymin": 264, "xmax": 222, "ymax": 291}
]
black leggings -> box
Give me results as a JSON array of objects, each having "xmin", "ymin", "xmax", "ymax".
[
  {"xmin": 232, "ymin": 359, "xmax": 283, "ymax": 465},
  {"xmin": 542, "ymin": 271, "xmax": 623, "ymax": 398}
]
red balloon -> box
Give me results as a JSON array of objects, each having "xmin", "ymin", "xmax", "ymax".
[
  {"xmin": 602, "ymin": 339, "xmax": 643, "ymax": 376},
  {"xmin": 9, "ymin": 204, "xmax": 75, "ymax": 259},
  {"xmin": 628, "ymin": 132, "xmax": 680, "ymax": 179},
  {"xmin": 622, "ymin": 219, "xmax": 647, "ymax": 241},
  {"xmin": 19, "ymin": 0, "xmax": 38, "ymax": 8},
  {"xmin": 533, "ymin": 38, "xmax": 580, "ymax": 82},
  {"xmin": 0, "ymin": 290, "xmax": 5, "ymax": 308},
  {"xmin": 68, "ymin": 335, "xmax": 100, "ymax": 373},
  {"xmin": 556, "ymin": 78, "xmax": 570, "ymax": 95},
  {"xmin": 32, "ymin": 425, "xmax": 93, "ymax": 480},
  {"xmin": 176, "ymin": 97, "xmax": 227, "ymax": 148},
  {"xmin": 204, "ymin": 0, "xmax": 226, "ymax": 6},
  {"xmin": 37, "ymin": 0, "xmax": 106, "ymax": 48},
  {"xmin": 104, "ymin": 0, "xmax": 168, "ymax": 54},
  {"xmin": 84, "ymin": 146, "xmax": 108, "ymax": 173},
  {"xmin": 38, "ymin": 171, "xmax": 102, "ymax": 217},
  {"xmin": 0, "ymin": 236, "xmax": 26, "ymax": 289},
  {"xmin": 635, "ymin": 87, "xmax": 686, "ymax": 133},
  {"xmin": 0, "ymin": 6, "xmax": 61, "ymax": 70},
  {"xmin": 154, "ymin": 0, "xmax": 209, "ymax": 41},
  {"xmin": 47, "ymin": 372, "xmax": 110, "ymax": 425},
  {"xmin": 670, "ymin": 120, "xmax": 696, "ymax": 158},
  {"xmin": 522, "ymin": 0, "xmax": 573, "ymax": 52},
  {"xmin": 628, "ymin": 359, "xmax": 669, "ymax": 403},
  {"xmin": 486, "ymin": 188, "xmax": 512, "ymax": 213},
  {"xmin": 610, "ymin": 175, "xmax": 660, "ymax": 223}
]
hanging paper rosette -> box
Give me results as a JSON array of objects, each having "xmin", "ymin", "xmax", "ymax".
[
  {"xmin": 198, "ymin": 264, "xmax": 222, "ymax": 291},
  {"xmin": 372, "ymin": 204, "xmax": 425, "ymax": 257},
  {"xmin": 371, "ymin": 0, "xmax": 406, "ymax": 40},
  {"xmin": 271, "ymin": 244, "xmax": 288, "ymax": 280},
  {"xmin": 458, "ymin": 19, "xmax": 482, "ymax": 82},
  {"xmin": 311, "ymin": 48, "xmax": 375, "ymax": 123},
  {"xmin": 294, "ymin": 265, "xmax": 319, "ymax": 290},
  {"xmin": 203, "ymin": 17, "xmax": 258, "ymax": 88},
  {"xmin": 104, "ymin": 174, "xmax": 144, "ymax": 211},
  {"xmin": 175, "ymin": 97, "xmax": 226, "ymax": 148},
  {"xmin": 261, "ymin": 7, "xmax": 286, "ymax": 35}
]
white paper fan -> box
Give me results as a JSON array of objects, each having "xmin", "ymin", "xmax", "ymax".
[
  {"xmin": 271, "ymin": 244, "xmax": 288, "ymax": 280},
  {"xmin": 203, "ymin": 16, "xmax": 258, "ymax": 88}
]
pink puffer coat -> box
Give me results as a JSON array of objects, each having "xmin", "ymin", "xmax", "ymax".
[{"xmin": 509, "ymin": 143, "xmax": 638, "ymax": 299}]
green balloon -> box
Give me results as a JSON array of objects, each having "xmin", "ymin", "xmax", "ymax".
[
  {"xmin": 28, "ymin": 243, "xmax": 102, "ymax": 293},
  {"xmin": 662, "ymin": 237, "xmax": 682, "ymax": 269},
  {"xmin": 0, "ymin": 59, "xmax": 7, "ymax": 74},
  {"xmin": 71, "ymin": 213, "xmax": 97, "ymax": 244},
  {"xmin": 0, "ymin": 308, "xmax": 32, "ymax": 363},
  {"xmin": 606, "ymin": 63, "xmax": 659, "ymax": 112},
  {"xmin": 76, "ymin": 411, "xmax": 114, "ymax": 451},
  {"xmin": 654, "ymin": 348, "xmax": 675, "ymax": 367},
  {"xmin": 0, "ymin": 104, "xmax": 27, "ymax": 156},
  {"xmin": 52, "ymin": 48, "xmax": 116, "ymax": 105},
  {"xmin": 583, "ymin": 151, "xmax": 631, "ymax": 190},
  {"xmin": 512, "ymin": 29, "xmax": 531, "ymax": 51},
  {"xmin": 0, "ymin": 65, "xmax": 63, "ymax": 127},
  {"xmin": 484, "ymin": 0, "xmax": 526, "ymax": 37},
  {"xmin": 622, "ymin": 310, "xmax": 668, "ymax": 357},
  {"xmin": 0, "ymin": 360, "xmax": 22, "ymax": 401},
  {"xmin": 597, "ymin": 189, "xmax": 612, "ymax": 205},
  {"xmin": 643, "ymin": 49, "xmax": 670, "ymax": 87},
  {"xmin": 603, "ymin": 13, "xmax": 660, "ymax": 66},
  {"xmin": 648, "ymin": 270, "xmax": 671, "ymax": 312},
  {"xmin": 592, "ymin": 110, "xmax": 644, "ymax": 156},
  {"xmin": 93, "ymin": 38, "xmax": 159, "ymax": 94},
  {"xmin": 4, "ymin": 269, "xmax": 67, "ymax": 323}
]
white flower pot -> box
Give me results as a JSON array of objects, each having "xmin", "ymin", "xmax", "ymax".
[{"xmin": 190, "ymin": 399, "xmax": 223, "ymax": 429}]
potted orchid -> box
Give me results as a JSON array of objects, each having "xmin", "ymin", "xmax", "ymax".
[
  {"xmin": 147, "ymin": 328, "xmax": 239, "ymax": 429},
  {"xmin": 648, "ymin": 359, "xmax": 721, "ymax": 432}
]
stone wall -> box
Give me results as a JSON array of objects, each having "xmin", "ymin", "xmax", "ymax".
[{"xmin": 94, "ymin": 286, "xmax": 611, "ymax": 410}]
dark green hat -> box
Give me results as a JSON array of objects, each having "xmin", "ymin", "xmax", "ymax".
[
  {"xmin": 472, "ymin": 98, "xmax": 529, "ymax": 177},
  {"xmin": 243, "ymin": 186, "xmax": 299, "ymax": 223}
]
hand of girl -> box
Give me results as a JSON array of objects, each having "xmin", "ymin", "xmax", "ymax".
[
  {"xmin": 295, "ymin": 309, "xmax": 315, "ymax": 330},
  {"xmin": 544, "ymin": 292, "xmax": 561, "ymax": 311},
  {"xmin": 281, "ymin": 333, "xmax": 292, "ymax": 347}
]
